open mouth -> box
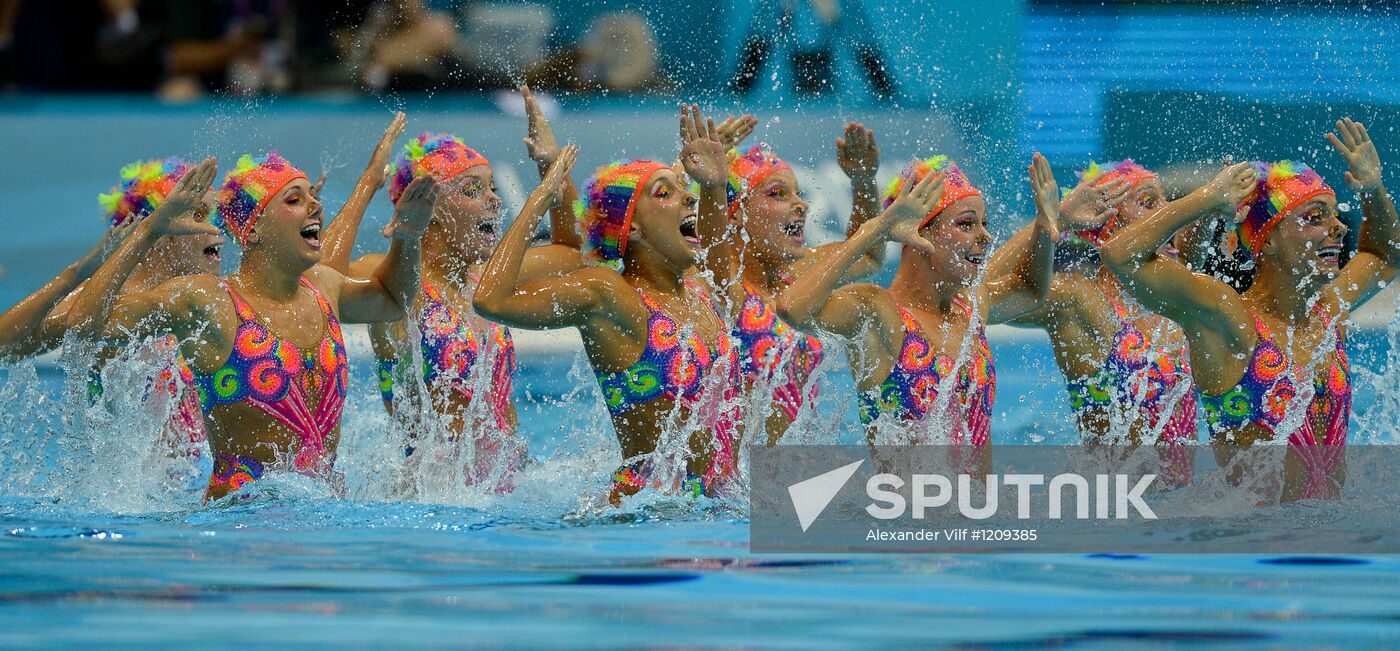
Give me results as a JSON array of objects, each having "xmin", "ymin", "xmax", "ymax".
[
  {"xmin": 781, "ymin": 218, "xmax": 806, "ymax": 243},
  {"xmin": 300, "ymin": 222, "xmax": 322, "ymax": 250},
  {"xmin": 1160, "ymin": 243, "xmax": 1180, "ymax": 258},
  {"xmin": 963, "ymin": 251, "xmax": 985, "ymax": 265},
  {"xmin": 478, "ymin": 220, "xmax": 500, "ymax": 238},
  {"xmin": 202, "ymin": 242, "xmax": 222, "ymax": 262},
  {"xmin": 1317, "ymin": 244, "xmax": 1342, "ymax": 265},
  {"xmin": 679, "ymin": 213, "xmax": 700, "ymax": 246}
]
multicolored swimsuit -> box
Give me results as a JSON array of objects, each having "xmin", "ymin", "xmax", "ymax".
[
  {"xmin": 597, "ymin": 282, "xmax": 741, "ymax": 499},
  {"xmin": 376, "ymin": 277, "xmax": 521, "ymax": 488},
  {"xmin": 858, "ymin": 296, "xmax": 995, "ymax": 446},
  {"xmin": 1200, "ymin": 311, "xmax": 1350, "ymax": 499},
  {"xmin": 196, "ymin": 278, "xmax": 349, "ymax": 498},
  {"xmin": 1066, "ymin": 295, "xmax": 1198, "ymax": 441},
  {"xmin": 733, "ymin": 281, "xmax": 824, "ymax": 420}
]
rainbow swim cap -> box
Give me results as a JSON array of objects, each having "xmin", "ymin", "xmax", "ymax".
[
  {"xmin": 726, "ymin": 145, "xmax": 792, "ymax": 218},
  {"xmin": 882, "ymin": 155, "xmax": 981, "ymax": 227},
  {"xmin": 98, "ymin": 158, "xmax": 192, "ymax": 227},
  {"xmin": 388, "ymin": 132, "xmax": 490, "ymax": 204},
  {"xmin": 1074, "ymin": 160, "xmax": 1160, "ymax": 246},
  {"xmin": 1237, "ymin": 161, "xmax": 1335, "ymax": 258},
  {"xmin": 216, "ymin": 152, "xmax": 308, "ymax": 246},
  {"xmin": 580, "ymin": 160, "xmax": 671, "ymax": 262}
]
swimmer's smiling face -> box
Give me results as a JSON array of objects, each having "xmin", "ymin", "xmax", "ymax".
[
  {"xmin": 737, "ymin": 169, "xmax": 810, "ymax": 263},
  {"xmin": 630, "ymin": 169, "xmax": 699, "ymax": 270},
  {"xmin": 1263, "ymin": 193, "xmax": 1346, "ymax": 281},
  {"xmin": 250, "ymin": 178, "xmax": 324, "ymax": 267},
  {"xmin": 916, "ymin": 196, "xmax": 992, "ymax": 286},
  {"xmin": 431, "ymin": 167, "xmax": 503, "ymax": 262}
]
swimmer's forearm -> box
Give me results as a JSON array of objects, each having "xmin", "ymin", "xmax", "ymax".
[
  {"xmin": 697, "ymin": 184, "xmax": 735, "ymax": 286},
  {"xmin": 780, "ymin": 219, "xmax": 883, "ymax": 327},
  {"xmin": 376, "ymin": 239, "xmax": 423, "ymax": 315},
  {"xmin": 848, "ymin": 176, "xmax": 885, "ymax": 267},
  {"xmin": 547, "ymin": 177, "xmax": 582, "ymax": 249},
  {"xmin": 64, "ymin": 221, "xmax": 160, "ymax": 339},
  {"xmin": 322, "ymin": 173, "xmax": 383, "ymax": 274},
  {"xmin": 1102, "ymin": 186, "xmax": 1220, "ymax": 273},
  {"xmin": 1357, "ymin": 181, "xmax": 1400, "ymax": 267},
  {"xmin": 476, "ymin": 192, "xmax": 551, "ymax": 313},
  {"xmin": 0, "ymin": 262, "xmax": 85, "ymax": 358}
]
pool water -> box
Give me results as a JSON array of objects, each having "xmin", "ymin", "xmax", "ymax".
[{"xmin": 3, "ymin": 331, "xmax": 1400, "ymax": 646}]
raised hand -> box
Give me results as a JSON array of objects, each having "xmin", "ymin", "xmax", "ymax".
[
  {"xmin": 716, "ymin": 114, "xmax": 758, "ymax": 150},
  {"xmin": 1327, "ymin": 117, "xmax": 1383, "ymax": 192},
  {"xmin": 531, "ymin": 144, "xmax": 579, "ymax": 206},
  {"xmin": 1205, "ymin": 161, "xmax": 1258, "ymax": 208},
  {"xmin": 879, "ymin": 170, "xmax": 945, "ymax": 255},
  {"xmin": 679, "ymin": 103, "xmax": 729, "ymax": 189},
  {"xmin": 836, "ymin": 122, "xmax": 880, "ymax": 181},
  {"xmin": 365, "ymin": 111, "xmax": 406, "ymax": 189},
  {"xmin": 1059, "ymin": 174, "xmax": 1131, "ymax": 230},
  {"xmin": 148, "ymin": 158, "xmax": 223, "ymax": 238},
  {"xmin": 311, "ymin": 170, "xmax": 328, "ymax": 198},
  {"xmin": 381, "ymin": 175, "xmax": 439, "ymax": 241},
  {"xmin": 1028, "ymin": 153, "xmax": 1063, "ymax": 242},
  {"xmin": 521, "ymin": 85, "xmax": 563, "ymax": 167}
]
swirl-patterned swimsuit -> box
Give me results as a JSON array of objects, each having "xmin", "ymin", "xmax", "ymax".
[
  {"xmin": 195, "ymin": 279, "xmax": 349, "ymax": 498},
  {"xmin": 598, "ymin": 282, "xmax": 740, "ymax": 498},
  {"xmin": 1065, "ymin": 294, "xmax": 1198, "ymax": 446},
  {"xmin": 858, "ymin": 296, "xmax": 995, "ymax": 446},
  {"xmin": 733, "ymin": 281, "xmax": 823, "ymax": 420},
  {"xmin": 1200, "ymin": 311, "xmax": 1350, "ymax": 499},
  {"xmin": 377, "ymin": 278, "xmax": 516, "ymax": 430}
]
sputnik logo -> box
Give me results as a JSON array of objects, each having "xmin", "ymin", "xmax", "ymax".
[{"xmin": 788, "ymin": 459, "xmax": 864, "ymax": 532}]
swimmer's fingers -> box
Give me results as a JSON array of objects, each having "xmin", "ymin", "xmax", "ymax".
[
  {"xmin": 1234, "ymin": 205, "xmax": 1250, "ymax": 225},
  {"xmin": 381, "ymin": 175, "xmax": 439, "ymax": 239},
  {"xmin": 1098, "ymin": 177, "xmax": 1133, "ymax": 207},
  {"xmin": 539, "ymin": 145, "xmax": 579, "ymax": 195},
  {"xmin": 367, "ymin": 112, "xmax": 407, "ymax": 186}
]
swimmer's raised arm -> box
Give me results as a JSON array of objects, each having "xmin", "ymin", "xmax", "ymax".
[
  {"xmin": 1322, "ymin": 118, "xmax": 1400, "ymax": 312},
  {"xmin": 321, "ymin": 111, "xmax": 406, "ymax": 274},
  {"xmin": 521, "ymin": 85, "xmax": 583, "ymax": 249},
  {"xmin": 65, "ymin": 159, "xmax": 223, "ymax": 344},
  {"xmin": 835, "ymin": 122, "xmax": 886, "ymax": 279},
  {"xmin": 1099, "ymin": 162, "xmax": 1257, "ymax": 338},
  {"xmin": 475, "ymin": 147, "xmax": 607, "ymax": 329},
  {"xmin": 981, "ymin": 153, "xmax": 1062, "ymax": 325},
  {"xmin": 335, "ymin": 174, "xmax": 436, "ymax": 324},
  {"xmin": 0, "ymin": 222, "xmax": 134, "ymax": 360},
  {"xmin": 778, "ymin": 169, "xmax": 945, "ymax": 337},
  {"xmin": 680, "ymin": 104, "xmax": 738, "ymax": 300}
]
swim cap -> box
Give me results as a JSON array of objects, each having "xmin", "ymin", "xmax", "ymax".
[
  {"xmin": 727, "ymin": 145, "xmax": 791, "ymax": 218},
  {"xmin": 882, "ymin": 156, "xmax": 981, "ymax": 227},
  {"xmin": 388, "ymin": 132, "xmax": 490, "ymax": 204},
  {"xmin": 580, "ymin": 160, "xmax": 671, "ymax": 262},
  {"xmin": 1237, "ymin": 161, "xmax": 1335, "ymax": 258},
  {"xmin": 98, "ymin": 158, "xmax": 192, "ymax": 227},
  {"xmin": 216, "ymin": 152, "xmax": 309, "ymax": 247},
  {"xmin": 1074, "ymin": 160, "xmax": 1160, "ymax": 246}
]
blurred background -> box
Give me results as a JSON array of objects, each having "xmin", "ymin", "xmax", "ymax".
[{"xmin": 2, "ymin": 0, "xmax": 1400, "ymax": 308}]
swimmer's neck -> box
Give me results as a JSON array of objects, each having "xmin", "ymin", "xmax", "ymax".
[
  {"xmin": 889, "ymin": 259, "xmax": 964, "ymax": 315},
  {"xmin": 738, "ymin": 250, "xmax": 791, "ymax": 294},
  {"xmin": 421, "ymin": 233, "xmax": 483, "ymax": 290},
  {"xmin": 1245, "ymin": 268, "xmax": 1321, "ymax": 323},
  {"xmin": 232, "ymin": 254, "xmax": 307, "ymax": 301},
  {"xmin": 622, "ymin": 250, "xmax": 687, "ymax": 296}
]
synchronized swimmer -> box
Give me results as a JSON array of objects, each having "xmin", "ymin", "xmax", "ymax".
[{"xmin": 1, "ymin": 91, "xmax": 1393, "ymax": 505}]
